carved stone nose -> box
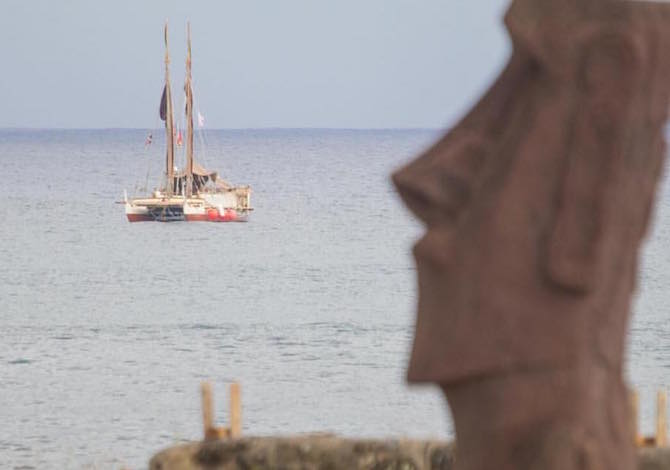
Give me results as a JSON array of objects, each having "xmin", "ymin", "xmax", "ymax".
[{"xmin": 392, "ymin": 131, "xmax": 489, "ymax": 228}]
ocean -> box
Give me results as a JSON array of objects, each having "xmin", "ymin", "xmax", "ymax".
[{"xmin": 0, "ymin": 128, "xmax": 668, "ymax": 469}]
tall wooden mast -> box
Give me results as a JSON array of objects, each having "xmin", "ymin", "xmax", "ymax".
[
  {"xmin": 185, "ymin": 22, "xmax": 195, "ymax": 197},
  {"xmin": 163, "ymin": 22, "xmax": 176, "ymax": 196}
]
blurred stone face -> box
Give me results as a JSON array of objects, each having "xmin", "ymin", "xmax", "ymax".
[{"xmin": 393, "ymin": 0, "xmax": 670, "ymax": 386}]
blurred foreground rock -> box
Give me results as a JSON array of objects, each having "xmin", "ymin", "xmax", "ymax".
[
  {"xmin": 149, "ymin": 436, "xmax": 454, "ymax": 470},
  {"xmin": 150, "ymin": 436, "xmax": 670, "ymax": 470}
]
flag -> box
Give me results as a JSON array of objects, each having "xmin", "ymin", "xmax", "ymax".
[
  {"xmin": 176, "ymin": 130, "xmax": 183, "ymax": 146},
  {"xmin": 197, "ymin": 112, "xmax": 205, "ymax": 128}
]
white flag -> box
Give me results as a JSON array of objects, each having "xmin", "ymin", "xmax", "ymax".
[{"xmin": 197, "ymin": 112, "xmax": 205, "ymax": 127}]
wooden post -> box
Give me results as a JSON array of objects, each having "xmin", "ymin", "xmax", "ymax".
[
  {"xmin": 201, "ymin": 382, "xmax": 214, "ymax": 439},
  {"xmin": 230, "ymin": 382, "xmax": 242, "ymax": 438},
  {"xmin": 200, "ymin": 381, "xmax": 241, "ymax": 440},
  {"xmin": 631, "ymin": 389, "xmax": 640, "ymax": 446},
  {"xmin": 657, "ymin": 389, "xmax": 667, "ymax": 447}
]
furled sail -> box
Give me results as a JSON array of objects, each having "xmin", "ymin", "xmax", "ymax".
[
  {"xmin": 162, "ymin": 22, "xmax": 175, "ymax": 195},
  {"xmin": 159, "ymin": 86, "xmax": 167, "ymax": 121},
  {"xmin": 184, "ymin": 21, "xmax": 195, "ymax": 197}
]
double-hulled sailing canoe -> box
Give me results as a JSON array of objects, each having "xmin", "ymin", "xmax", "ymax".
[{"xmin": 124, "ymin": 22, "xmax": 252, "ymax": 223}]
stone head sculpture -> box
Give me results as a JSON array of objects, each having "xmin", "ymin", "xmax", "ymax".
[{"xmin": 393, "ymin": 1, "xmax": 670, "ymax": 468}]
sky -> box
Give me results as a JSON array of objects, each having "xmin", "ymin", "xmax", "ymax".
[{"xmin": 0, "ymin": 0, "xmax": 510, "ymax": 129}]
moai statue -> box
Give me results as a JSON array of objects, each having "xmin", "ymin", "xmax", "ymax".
[{"xmin": 393, "ymin": 1, "xmax": 670, "ymax": 469}]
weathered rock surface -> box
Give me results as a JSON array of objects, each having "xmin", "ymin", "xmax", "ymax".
[
  {"xmin": 149, "ymin": 437, "xmax": 670, "ymax": 470},
  {"xmin": 640, "ymin": 448, "xmax": 670, "ymax": 470},
  {"xmin": 149, "ymin": 436, "xmax": 454, "ymax": 470}
]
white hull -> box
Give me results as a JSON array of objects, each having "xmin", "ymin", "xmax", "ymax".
[{"xmin": 125, "ymin": 189, "xmax": 251, "ymax": 223}]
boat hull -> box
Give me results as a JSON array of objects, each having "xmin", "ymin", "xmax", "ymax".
[
  {"xmin": 183, "ymin": 192, "xmax": 251, "ymax": 222},
  {"xmin": 125, "ymin": 194, "xmax": 251, "ymax": 223},
  {"xmin": 127, "ymin": 213, "xmax": 154, "ymax": 222},
  {"xmin": 125, "ymin": 201, "xmax": 153, "ymax": 222},
  {"xmin": 125, "ymin": 198, "xmax": 185, "ymax": 222},
  {"xmin": 184, "ymin": 211, "xmax": 250, "ymax": 222}
]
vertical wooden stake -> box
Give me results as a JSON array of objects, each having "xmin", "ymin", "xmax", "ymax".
[
  {"xmin": 631, "ymin": 389, "xmax": 640, "ymax": 446},
  {"xmin": 201, "ymin": 382, "xmax": 214, "ymax": 439},
  {"xmin": 230, "ymin": 382, "xmax": 242, "ymax": 438},
  {"xmin": 657, "ymin": 389, "xmax": 667, "ymax": 447}
]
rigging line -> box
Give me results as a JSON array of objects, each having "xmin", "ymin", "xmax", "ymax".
[
  {"xmin": 196, "ymin": 116, "xmax": 210, "ymax": 167},
  {"xmin": 140, "ymin": 112, "xmax": 162, "ymax": 196},
  {"xmin": 175, "ymin": 90, "xmax": 187, "ymax": 170},
  {"xmin": 190, "ymin": 75, "xmax": 217, "ymax": 177},
  {"xmin": 139, "ymin": 82, "xmax": 162, "ymax": 188},
  {"xmin": 144, "ymin": 132, "xmax": 153, "ymax": 194},
  {"xmin": 144, "ymin": 113, "xmax": 160, "ymax": 192},
  {"xmin": 140, "ymin": 67, "xmax": 166, "ymax": 195},
  {"xmin": 189, "ymin": 75, "xmax": 204, "ymax": 156}
]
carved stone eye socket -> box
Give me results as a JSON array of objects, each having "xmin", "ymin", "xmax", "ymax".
[{"xmin": 393, "ymin": 133, "xmax": 490, "ymax": 228}]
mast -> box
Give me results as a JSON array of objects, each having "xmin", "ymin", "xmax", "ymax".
[
  {"xmin": 163, "ymin": 22, "xmax": 176, "ymax": 196},
  {"xmin": 185, "ymin": 21, "xmax": 195, "ymax": 197}
]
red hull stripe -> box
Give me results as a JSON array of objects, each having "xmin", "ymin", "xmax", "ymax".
[
  {"xmin": 186, "ymin": 214, "xmax": 247, "ymax": 222},
  {"xmin": 127, "ymin": 214, "xmax": 154, "ymax": 222},
  {"xmin": 185, "ymin": 214, "xmax": 208, "ymax": 221},
  {"xmin": 128, "ymin": 213, "xmax": 249, "ymax": 222}
]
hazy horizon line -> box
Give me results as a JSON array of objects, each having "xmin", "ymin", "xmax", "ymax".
[{"xmin": 0, "ymin": 126, "xmax": 443, "ymax": 132}]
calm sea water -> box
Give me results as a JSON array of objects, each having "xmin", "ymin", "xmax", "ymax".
[{"xmin": 0, "ymin": 128, "xmax": 669, "ymax": 469}]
